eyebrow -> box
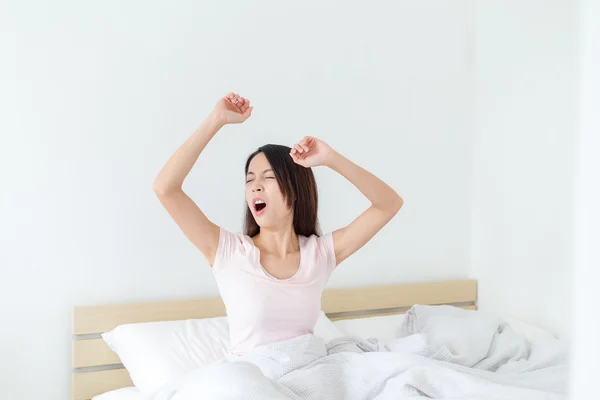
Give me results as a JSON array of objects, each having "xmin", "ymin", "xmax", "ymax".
[{"xmin": 246, "ymin": 169, "xmax": 273, "ymax": 176}]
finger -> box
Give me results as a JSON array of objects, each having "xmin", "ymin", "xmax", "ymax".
[
  {"xmin": 243, "ymin": 106, "xmax": 253, "ymax": 118},
  {"xmin": 299, "ymin": 142, "xmax": 308, "ymax": 151},
  {"xmin": 299, "ymin": 138, "xmax": 309, "ymax": 152},
  {"xmin": 294, "ymin": 143, "xmax": 304, "ymax": 154},
  {"xmin": 233, "ymin": 94, "xmax": 240, "ymax": 106},
  {"xmin": 289, "ymin": 151, "xmax": 303, "ymax": 165},
  {"xmin": 290, "ymin": 148, "xmax": 296, "ymax": 155},
  {"xmin": 303, "ymin": 137, "xmax": 314, "ymax": 151},
  {"xmin": 237, "ymin": 97, "xmax": 246, "ymax": 107},
  {"xmin": 242, "ymin": 100, "xmax": 251, "ymax": 112}
]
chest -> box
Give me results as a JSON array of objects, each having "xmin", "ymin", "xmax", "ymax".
[{"xmin": 259, "ymin": 250, "xmax": 301, "ymax": 280}]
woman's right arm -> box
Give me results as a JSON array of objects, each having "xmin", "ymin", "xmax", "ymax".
[{"xmin": 152, "ymin": 93, "xmax": 253, "ymax": 265}]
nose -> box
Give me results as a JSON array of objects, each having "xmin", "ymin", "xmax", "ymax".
[{"xmin": 251, "ymin": 182, "xmax": 263, "ymax": 192}]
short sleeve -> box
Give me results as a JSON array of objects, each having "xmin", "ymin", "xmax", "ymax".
[
  {"xmin": 317, "ymin": 233, "xmax": 337, "ymax": 270},
  {"xmin": 212, "ymin": 227, "xmax": 242, "ymax": 269}
]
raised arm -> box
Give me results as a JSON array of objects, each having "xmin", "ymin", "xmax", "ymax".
[
  {"xmin": 153, "ymin": 92, "xmax": 253, "ymax": 265},
  {"xmin": 290, "ymin": 137, "xmax": 403, "ymax": 265}
]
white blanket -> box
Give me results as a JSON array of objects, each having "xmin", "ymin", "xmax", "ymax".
[{"xmin": 151, "ymin": 306, "xmax": 567, "ymax": 400}]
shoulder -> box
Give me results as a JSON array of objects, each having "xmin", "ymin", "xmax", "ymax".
[
  {"xmin": 301, "ymin": 233, "xmax": 337, "ymax": 269},
  {"xmin": 214, "ymin": 228, "xmax": 254, "ymax": 266}
]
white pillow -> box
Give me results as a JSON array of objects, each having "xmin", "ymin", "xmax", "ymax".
[
  {"xmin": 102, "ymin": 313, "xmax": 341, "ymax": 394},
  {"xmin": 102, "ymin": 317, "xmax": 230, "ymax": 394},
  {"xmin": 333, "ymin": 314, "xmax": 406, "ymax": 343},
  {"xmin": 503, "ymin": 317, "xmax": 556, "ymax": 343},
  {"xmin": 333, "ymin": 313, "xmax": 556, "ymax": 345},
  {"xmin": 92, "ymin": 386, "xmax": 142, "ymax": 400},
  {"xmin": 313, "ymin": 311, "xmax": 345, "ymax": 342}
]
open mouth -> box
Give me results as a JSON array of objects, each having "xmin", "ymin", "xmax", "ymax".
[{"xmin": 253, "ymin": 199, "xmax": 267, "ymax": 215}]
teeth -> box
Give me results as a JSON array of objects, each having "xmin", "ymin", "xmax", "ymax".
[{"xmin": 255, "ymin": 200, "xmax": 265, "ymax": 204}]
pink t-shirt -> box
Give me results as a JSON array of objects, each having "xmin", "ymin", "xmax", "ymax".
[{"xmin": 212, "ymin": 228, "xmax": 337, "ymax": 354}]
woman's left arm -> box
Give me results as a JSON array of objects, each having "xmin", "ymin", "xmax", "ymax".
[{"xmin": 290, "ymin": 137, "xmax": 403, "ymax": 265}]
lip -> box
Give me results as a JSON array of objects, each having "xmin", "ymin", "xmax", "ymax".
[{"xmin": 252, "ymin": 197, "xmax": 267, "ymax": 216}]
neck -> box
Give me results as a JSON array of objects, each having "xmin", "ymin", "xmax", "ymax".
[{"xmin": 253, "ymin": 224, "xmax": 298, "ymax": 258}]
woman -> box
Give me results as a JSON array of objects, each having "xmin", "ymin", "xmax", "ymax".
[{"xmin": 153, "ymin": 92, "xmax": 403, "ymax": 354}]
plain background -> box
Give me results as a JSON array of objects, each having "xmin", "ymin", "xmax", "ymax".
[
  {"xmin": 568, "ymin": 0, "xmax": 600, "ymax": 398},
  {"xmin": 470, "ymin": 0, "xmax": 577, "ymax": 337},
  {"xmin": 1, "ymin": 1, "xmax": 596, "ymax": 399}
]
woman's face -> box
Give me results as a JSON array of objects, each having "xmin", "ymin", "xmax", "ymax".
[{"xmin": 245, "ymin": 153, "xmax": 292, "ymax": 230}]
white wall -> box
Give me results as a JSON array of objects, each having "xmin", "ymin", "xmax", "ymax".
[
  {"xmin": 0, "ymin": 1, "xmax": 473, "ymax": 398},
  {"xmin": 470, "ymin": 0, "xmax": 578, "ymax": 337},
  {"xmin": 568, "ymin": 0, "xmax": 600, "ymax": 397}
]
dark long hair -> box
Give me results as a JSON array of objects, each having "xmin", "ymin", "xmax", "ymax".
[{"xmin": 244, "ymin": 144, "xmax": 319, "ymax": 238}]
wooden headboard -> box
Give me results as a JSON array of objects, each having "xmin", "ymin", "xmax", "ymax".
[{"xmin": 72, "ymin": 279, "xmax": 477, "ymax": 400}]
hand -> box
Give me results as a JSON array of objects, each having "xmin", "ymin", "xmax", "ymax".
[
  {"xmin": 289, "ymin": 136, "xmax": 335, "ymax": 168},
  {"xmin": 210, "ymin": 92, "xmax": 253, "ymax": 125}
]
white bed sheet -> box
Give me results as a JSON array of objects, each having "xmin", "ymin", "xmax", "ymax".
[{"xmin": 92, "ymin": 386, "xmax": 142, "ymax": 400}]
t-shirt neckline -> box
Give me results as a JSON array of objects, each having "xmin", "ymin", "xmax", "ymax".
[{"xmin": 247, "ymin": 235, "xmax": 304, "ymax": 282}]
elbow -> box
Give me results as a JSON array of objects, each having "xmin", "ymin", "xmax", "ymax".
[
  {"xmin": 152, "ymin": 180, "xmax": 177, "ymax": 196},
  {"xmin": 390, "ymin": 193, "xmax": 404, "ymax": 215},
  {"xmin": 374, "ymin": 193, "xmax": 403, "ymax": 216},
  {"xmin": 152, "ymin": 180, "xmax": 164, "ymax": 195}
]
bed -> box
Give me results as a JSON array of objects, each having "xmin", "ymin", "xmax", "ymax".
[
  {"xmin": 71, "ymin": 279, "xmax": 567, "ymax": 399},
  {"xmin": 72, "ymin": 280, "xmax": 478, "ymax": 400}
]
